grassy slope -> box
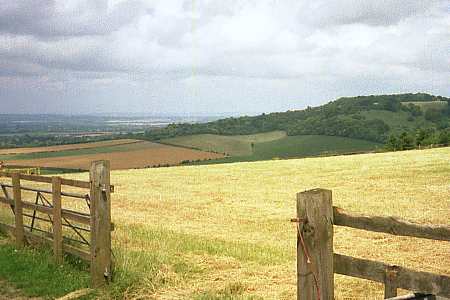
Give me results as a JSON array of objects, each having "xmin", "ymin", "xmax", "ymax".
[
  {"xmin": 361, "ymin": 110, "xmax": 433, "ymax": 134},
  {"xmin": 0, "ymin": 141, "xmax": 152, "ymax": 161},
  {"xmin": 161, "ymin": 131, "xmax": 286, "ymax": 156},
  {"xmin": 253, "ymin": 135, "xmax": 381, "ymax": 158},
  {"xmin": 0, "ymin": 237, "xmax": 90, "ymax": 299},
  {"xmin": 191, "ymin": 135, "xmax": 382, "ymax": 164},
  {"xmin": 0, "ymin": 139, "xmax": 139, "ymax": 155},
  {"xmin": 1, "ymin": 148, "xmax": 448, "ymax": 298},
  {"xmin": 57, "ymin": 147, "xmax": 449, "ymax": 299},
  {"xmin": 401, "ymin": 101, "xmax": 448, "ymax": 110}
]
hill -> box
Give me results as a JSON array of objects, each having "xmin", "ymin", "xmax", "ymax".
[
  {"xmin": 143, "ymin": 93, "xmax": 450, "ymax": 146},
  {"xmin": 161, "ymin": 131, "xmax": 286, "ymax": 156},
  {"xmin": 184, "ymin": 135, "xmax": 382, "ymax": 164},
  {"xmin": 48, "ymin": 147, "xmax": 450, "ymax": 298}
]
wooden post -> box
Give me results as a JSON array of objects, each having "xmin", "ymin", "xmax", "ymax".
[
  {"xmin": 385, "ymin": 266, "xmax": 398, "ymax": 298},
  {"xmin": 89, "ymin": 160, "xmax": 112, "ymax": 287},
  {"xmin": 12, "ymin": 173, "xmax": 25, "ymax": 248},
  {"xmin": 52, "ymin": 176, "xmax": 63, "ymax": 263},
  {"xmin": 296, "ymin": 188, "xmax": 334, "ymax": 300}
]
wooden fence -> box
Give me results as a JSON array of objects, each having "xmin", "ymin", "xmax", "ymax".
[
  {"xmin": 294, "ymin": 189, "xmax": 450, "ymax": 300},
  {"xmin": 0, "ymin": 167, "xmax": 41, "ymax": 175},
  {"xmin": 0, "ymin": 160, "xmax": 113, "ymax": 287}
]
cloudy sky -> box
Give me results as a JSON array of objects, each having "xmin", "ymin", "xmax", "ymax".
[{"xmin": 0, "ymin": 0, "xmax": 449, "ymax": 115}]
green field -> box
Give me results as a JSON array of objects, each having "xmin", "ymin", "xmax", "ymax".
[
  {"xmin": 361, "ymin": 110, "xmax": 433, "ymax": 134},
  {"xmin": 0, "ymin": 141, "xmax": 150, "ymax": 161},
  {"xmin": 189, "ymin": 135, "xmax": 382, "ymax": 164},
  {"xmin": 401, "ymin": 101, "xmax": 448, "ymax": 111},
  {"xmin": 253, "ymin": 135, "xmax": 381, "ymax": 158},
  {"xmin": 0, "ymin": 238, "xmax": 90, "ymax": 299},
  {"xmin": 161, "ymin": 131, "xmax": 287, "ymax": 156}
]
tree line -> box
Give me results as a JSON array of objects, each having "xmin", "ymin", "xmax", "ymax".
[
  {"xmin": 143, "ymin": 93, "xmax": 450, "ymax": 144},
  {"xmin": 385, "ymin": 128, "xmax": 450, "ymax": 151}
]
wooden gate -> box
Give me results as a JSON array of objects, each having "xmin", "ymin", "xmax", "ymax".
[
  {"xmin": 293, "ymin": 188, "xmax": 450, "ymax": 299},
  {"xmin": 0, "ymin": 160, "xmax": 113, "ymax": 287}
]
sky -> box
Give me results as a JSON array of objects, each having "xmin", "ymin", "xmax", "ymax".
[{"xmin": 0, "ymin": 0, "xmax": 449, "ymax": 115}]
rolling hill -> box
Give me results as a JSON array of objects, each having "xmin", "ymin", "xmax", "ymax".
[
  {"xmin": 142, "ymin": 93, "xmax": 449, "ymax": 163},
  {"xmin": 161, "ymin": 131, "xmax": 287, "ymax": 156},
  {"xmin": 144, "ymin": 93, "xmax": 449, "ymax": 144},
  {"xmin": 4, "ymin": 146, "xmax": 446, "ymax": 299},
  {"xmin": 182, "ymin": 135, "xmax": 382, "ymax": 164}
]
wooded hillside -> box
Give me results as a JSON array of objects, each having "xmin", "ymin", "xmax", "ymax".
[{"xmin": 144, "ymin": 93, "xmax": 450, "ymax": 144}]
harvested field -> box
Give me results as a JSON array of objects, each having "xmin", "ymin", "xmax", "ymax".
[
  {"xmin": 8, "ymin": 142, "xmax": 224, "ymax": 170},
  {"xmin": 0, "ymin": 139, "xmax": 140, "ymax": 155},
  {"xmin": 1, "ymin": 147, "xmax": 448, "ymax": 299},
  {"xmin": 49, "ymin": 146, "xmax": 447, "ymax": 299}
]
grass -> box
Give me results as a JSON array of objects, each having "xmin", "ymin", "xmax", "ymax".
[
  {"xmin": 3, "ymin": 165, "xmax": 84, "ymax": 175},
  {"xmin": 189, "ymin": 135, "xmax": 381, "ymax": 164},
  {"xmin": 69, "ymin": 146, "xmax": 450, "ymax": 299},
  {"xmin": 193, "ymin": 282, "xmax": 260, "ymax": 300},
  {"xmin": 0, "ymin": 141, "xmax": 150, "ymax": 161},
  {"xmin": 1, "ymin": 147, "xmax": 449, "ymax": 299},
  {"xmin": 0, "ymin": 235, "xmax": 90, "ymax": 299},
  {"xmin": 361, "ymin": 110, "xmax": 433, "ymax": 134},
  {"xmin": 252, "ymin": 135, "xmax": 380, "ymax": 159},
  {"xmin": 401, "ymin": 101, "xmax": 448, "ymax": 111},
  {"xmin": 161, "ymin": 131, "xmax": 286, "ymax": 156}
]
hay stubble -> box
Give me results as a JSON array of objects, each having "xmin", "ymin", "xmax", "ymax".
[{"xmin": 68, "ymin": 147, "xmax": 450, "ymax": 299}]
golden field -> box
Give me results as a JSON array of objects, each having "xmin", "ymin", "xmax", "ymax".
[
  {"xmin": 2, "ymin": 147, "xmax": 450, "ymax": 299},
  {"xmin": 6, "ymin": 141, "xmax": 224, "ymax": 170}
]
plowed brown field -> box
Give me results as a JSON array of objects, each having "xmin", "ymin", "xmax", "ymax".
[
  {"xmin": 8, "ymin": 142, "xmax": 224, "ymax": 170},
  {"xmin": 0, "ymin": 139, "xmax": 140, "ymax": 155}
]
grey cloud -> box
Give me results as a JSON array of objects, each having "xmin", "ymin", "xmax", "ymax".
[
  {"xmin": 0, "ymin": 0, "xmax": 149, "ymax": 37},
  {"xmin": 0, "ymin": 0, "xmax": 449, "ymax": 114},
  {"xmin": 299, "ymin": 0, "xmax": 445, "ymax": 27}
]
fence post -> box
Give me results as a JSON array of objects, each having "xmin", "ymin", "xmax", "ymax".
[
  {"xmin": 89, "ymin": 160, "xmax": 112, "ymax": 288},
  {"xmin": 384, "ymin": 266, "xmax": 398, "ymax": 298},
  {"xmin": 12, "ymin": 173, "xmax": 25, "ymax": 248},
  {"xmin": 52, "ymin": 176, "xmax": 63, "ymax": 263},
  {"xmin": 296, "ymin": 188, "xmax": 334, "ymax": 300}
]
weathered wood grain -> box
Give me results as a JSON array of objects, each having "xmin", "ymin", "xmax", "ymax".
[
  {"xmin": 0, "ymin": 171, "xmax": 90, "ymax": 189},
  {"xmin": 89, "ymin": 160, "xmax": 112, "ymax": 287},
  {"xmin": 0, "ymin": 222, "xmax": 90, "ymax": 262},
  {"xmin": 0, "ymin": 183, "xmax": 88, "ymax": 199},
  {"xmin": 12, "ymin": 173, "xmax": 25, "ymax": 248},
  {"xmin": 334, "ymin": 254, "xmax": 450, "ymax": 297},
  {"xmin": 52, "ymin": 177, "xmax": 63, "ymax": 263},
  {"xmin": 333, "ymin": 207, "xmax": 450, "ymax": 241},
  {"xmin": 296, "ymin": 189, "xmax": 334, "ymax": 300},
  {"xmin": 0, "ymin": 197, "xmax": 91, "ymax": 225}
]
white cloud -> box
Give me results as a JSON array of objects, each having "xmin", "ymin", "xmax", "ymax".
[{"xmin": 0, "ymin": 0, "xmax": 448, "ymax": 114}]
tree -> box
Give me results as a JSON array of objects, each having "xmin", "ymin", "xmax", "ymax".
[
  {"xmin": 399, "ymin": 132, "xmax": 415, "ymax": 150},
  {"xmin": 438, "ymin": 131, "xmax": 449, "ymax": 145},
  {"xmin": 386, "ymin": 135, "xmax": 400, "ymax": 151},
  {"xmin": 424, "ymin": 108, "xmax": 442, "ymax": 122}
]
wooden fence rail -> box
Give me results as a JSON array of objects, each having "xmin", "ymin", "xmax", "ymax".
[
  {"xmin": 295, "ymin": 189, "xmax": 450, "ymax": 300},
  {"xmin": 0, "ymin": 160, "xmax": 113, "ymax": 287}
]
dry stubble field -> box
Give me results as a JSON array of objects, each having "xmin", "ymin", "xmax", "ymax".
[
  {"xmin": 55, "ymin": 146, "xmax": 449, "ymax": 299},
  {"xmin": 6, "ymin": 141, "xmax": 224, "ymax": 170},
  {"xmin": 1, "ymin": 147, "xmax": 449, "ymax": 299},
  {"xmin": 0, "ymin": 139, "xmax": 140, "ymax": 155}
]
